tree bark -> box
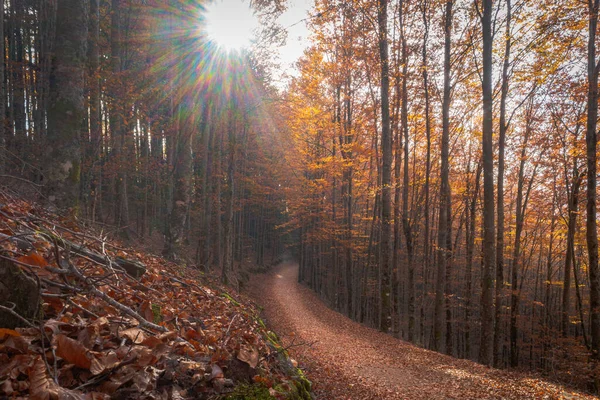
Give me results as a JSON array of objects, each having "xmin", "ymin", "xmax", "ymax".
[
  {"xmin": 494, "ymin": 0, "xmax": 511, "ymax": 367},
  {"xmin": 0, "ymin": 0, "xmax": 5, "ymax": 175},
  {"xmin": 479, "ymin": 0, "xmax": 496, "ymax": 366},
  {"xmin": 378, "ymin": 0, "xmax": 393, "ymax": 333},
  {"xmin": 435, "ymin": 0, "xmax": 453, "ymax": 353},
  {"xmin": 46, "ymin": 0, "xmax": 89, "ymax": 209},
  {"xmin": 587, "ymin": 0, "xmax": 600, "ymax": 361},
  {"xmin": 562, "ymin": 172, "xmax": 583, "ymax": 337}
]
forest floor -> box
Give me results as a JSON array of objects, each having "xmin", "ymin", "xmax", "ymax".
[{"xmin": 248, "ymin": 261, "xmax": 596, "ymax": 400}]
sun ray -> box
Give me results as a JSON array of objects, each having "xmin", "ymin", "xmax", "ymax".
[{"xmin": 203, "ymin": 0, "xmax": 258, "ymax": 52}]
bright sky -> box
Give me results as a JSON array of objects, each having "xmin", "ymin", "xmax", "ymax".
[
  {"xmin": 276, "ymin": 0, "xmax": 312, "ymax": 79},
  {"xmin": 203, "ymin": 0, "xmax": 312, "ymax": 84}
]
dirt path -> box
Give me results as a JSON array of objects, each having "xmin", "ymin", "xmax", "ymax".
[{"xmin": 247, "ymin": 262, "xmax": 594, "ymax": 399}]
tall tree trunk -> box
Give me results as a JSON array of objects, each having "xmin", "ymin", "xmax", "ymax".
[
  {"xmin": 434, "ymin": 0, "xmax": 453, "ymax": 352},
  {"xmin": 378, "ymin": 0, "xmax": 393, "ymax": 333},
  {"xmin": 494, "ymin": 0, "xmax": 511, "ymax": 367},
  {"xmin": 510, "ymin": 110, "xmax": 536, "ymax": 367},
  {"xmin": 46, "ymin": 0, "xmax": 89, "ymax": 209},
  {"xmin": 543, "ymin": 178, "xmax": 557, "ymax": 369},
  {"xmin": 221, "ymin": 115, "xmax": 236, "ymax": 284},
  {"xmin": 0, "ymin": 0, "xmax": 5, "ymax": 175},
  {"xmin": 164, "ymin": 103, "xmax": 192, "ymax": 258},
  {"xmin": 479, "ymin": 0, "xmax": 496, "ymax": 366},
  {"xmin": 421, "ymin": 0, "xmax": 432, "ymax": 346},
  {"xmin": 586, "ymin": 0, "xmax": 600, "ymax": 361},
  {"xmin": 398, "ymin": 0, "xmax": 414, "ymax": 342},
  {"xmin": 111, "ymin": 0, "xmax": 129, "ymax": 234},
  {"xmin": 466, "ymin": 160, "xmax": 482, "ymax": 359},
  {"xmin": 562, "ymin": 172, "xmax": 583, "ymax": 337},
  {"xmin": 88, "ymin": 0, "xmax": 101, "ymax": 219}
]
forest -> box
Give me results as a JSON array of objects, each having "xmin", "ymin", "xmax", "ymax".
[{"xmin": 2, "ymin": 0, "xmax": 600, "ymax": 397}]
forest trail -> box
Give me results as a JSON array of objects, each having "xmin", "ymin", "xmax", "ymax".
[{"xmin": 249, "ymin": 262, "xmax": 593, "ymax": 400}]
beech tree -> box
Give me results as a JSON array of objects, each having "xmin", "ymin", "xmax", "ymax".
[{"xmin": 46, "ymin": 0, "xmax": 89, "ymax": 208}]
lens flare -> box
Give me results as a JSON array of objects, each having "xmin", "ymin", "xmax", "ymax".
[{"xmin": 204, "ymin": 0, "xmax": 258, "ymax": 52}]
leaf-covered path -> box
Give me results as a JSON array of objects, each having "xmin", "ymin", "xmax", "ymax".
[{"xmin": 249, "ymin": 262, "xmax": 594, "ymax": 399}]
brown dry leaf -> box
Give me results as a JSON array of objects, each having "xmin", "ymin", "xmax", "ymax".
[
  {"xmin": 1, "ymin": 334, "xmax": 29, "ymax": 354},
  {"xmin": 141, "ymin": 336, "xmax": 163, "ymax": 348},
  {"xmin": 29, "ymin": 355, "xmax": 86, "ymax": 400},
  {"xmin": 121, "ymin": 327, "xmax": 145, "ymax": 344},
  {"xmin": 44, "ymin": 319, "xmax": 73, "ymax": 335},
  {"xmin": 55, "ymin": 334, "xmax": 92, "ymax": 370},
  {"xmin": 237, "ymin": 345, "xmax": 259, "ymax": 368}
]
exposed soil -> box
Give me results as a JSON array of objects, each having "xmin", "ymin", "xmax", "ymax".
[{"xmin": 248, "ymin": 261, "xmax": 596, "ymax": 399}]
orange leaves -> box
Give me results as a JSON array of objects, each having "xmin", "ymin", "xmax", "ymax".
[
  {"xmin": 17, "ymin": 251, "xmax": 48, "ymax": 268},
  {"xmin": 55, "ymin": 334, "xmax": 90, "ymax": 370},
  {"xmin": 0, "ymin": 328, "xmax": 21, "ymax": 338}
]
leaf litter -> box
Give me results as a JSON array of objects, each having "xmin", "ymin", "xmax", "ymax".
[
  {"xmin": 0, "ymin": 190, "xmax": 305, "ymax": 399},
  {"xmin": 248, "ymin": 262, "xmax": 598, "ymax": 400}
]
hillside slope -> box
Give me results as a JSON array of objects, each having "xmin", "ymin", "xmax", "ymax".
[{"xmin": 0, "ymin": 190, "xmax": 309, "ymax": 399}]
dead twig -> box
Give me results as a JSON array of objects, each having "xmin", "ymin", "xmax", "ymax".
[
  {"xmin": 0, "ymin": 303, "xmax": 37, "ymax": 329},
  {"xmin": 64, "ymin": 258, "xmax": 167, "ymax": 333}
]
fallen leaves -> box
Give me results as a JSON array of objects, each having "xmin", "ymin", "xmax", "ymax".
[
  {"xmin": 0, "ymin": 192, "xmax": 305, "ymax": 399},
  {"xmin": 238, "ymin": 344, "xmax": 259, "ymax": 368},
  {"xmin": 250, "ymin": 262, "xmax": 596, "ymax": 400}
]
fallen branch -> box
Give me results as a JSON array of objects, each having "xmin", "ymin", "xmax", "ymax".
[{"xmin": 65, "ymin": 259, "xmax": 167, "ymax": 333}]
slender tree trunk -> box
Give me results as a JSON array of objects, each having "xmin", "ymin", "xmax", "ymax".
[
  {"xmin": 378, "ymin": 0, "xmax": 393, "ymax": 333},
  {"xmin": 479, "ymin": 0, "xmax": 496, "ymax": 366},
  {"xmin": 435, "ymin": 0, "xmax": 453, "ymax": 352},
  {"xmin": 586, "ymin": 0, "xmax": 600, "ymax": 360},
  {"xmin": 562, "ymin": 172, "xmax": 583, "ymax": 337},
  {"xmin": 46, "ymin": 0, "xmax": 88, "ymax": 209},
  {"xmin": 111, "ymin": 0, "xmax": 129, "ymax": 234},
  {"xmin": 164, "ymin": 103, "xmax": 192, "ymax": 258},
  {"xmin": 0, "ymin": 0, "xmax": 5, "ymax": 176},
  {"xmin": 466, "ymin": 161, "xmax": 482, "ymax": 359},
  {"xmin": 397, "ymin": 0, "xmax": 415, "ymax": 342},
  {"xmin": 543, "ymin": 178, "xmax": 557, "ymax": 369},
  {"xmin": 222, "ymin": 115, "xmax": 236, "ymax": 284},
  {"xmin": 421, "ymin": 0, "xmax": 432, "ymax": 345},
  {"xmin": 510, "ymin": 113, "xmax": 536, "ymax": 368},
  {"xmin": 494, "ymin": 0, "xmax": 511, "ymax": 367},
  {"xmin": 88, "ymin": 0, "xmax": 101, "ymax": 220}
]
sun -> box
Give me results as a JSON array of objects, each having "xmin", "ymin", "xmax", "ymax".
[{"xmin": 203, "ymin": 0, "xmax": 259, "ymax": 52}]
